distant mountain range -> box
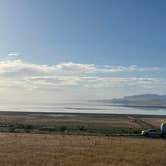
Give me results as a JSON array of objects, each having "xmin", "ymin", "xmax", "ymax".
[{"xmin": 96, "ymin": 94, "xmax": 166, "ymax": 108}]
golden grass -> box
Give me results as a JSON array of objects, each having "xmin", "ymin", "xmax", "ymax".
[{"xmin": 0, "ymin": 133, "xmax": 165, "ymax": 166}]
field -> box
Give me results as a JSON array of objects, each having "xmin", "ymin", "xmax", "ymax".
[
  {"xmin": 0, "ymin": 133, "xmax": 165, "ymax": 166},
  {"xmin": 0, "ymin": 112, "xmax": 165, "ymax": 135},
  {"xmin": 0, "ymin": 112, "xmax": 166, "ymax": 165}
]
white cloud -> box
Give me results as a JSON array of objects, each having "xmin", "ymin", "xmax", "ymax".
[
  {"xmin": 0, "ymin": 60, "xmax": 160, "ymax": 77},
  {"xmin": 96, "ymin": 65, "xmax": 160, "ymax": 73},
  {"xmin": 7, "ymin": 52, "xmax": 20, "ymax": 57},
  {"xmin": 0, "ymin": 59, "xmax": 164, "ymax": 102},
  {"xmin": 55, "ymin": 62, "xmax": 96, "ymax": 73}
]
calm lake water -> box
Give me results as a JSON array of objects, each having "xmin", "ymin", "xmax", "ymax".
[{"xmin": 0, "ymin": 101, "xmax": 166, "ymax": 115}]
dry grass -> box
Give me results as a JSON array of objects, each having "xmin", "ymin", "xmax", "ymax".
[
  {"xmin": 1, "ymin": 113, "xmax": 166, "ymax": 133},
  {"xmin": 142, "ymin": 118, "xmax": 166, "ymax": 128},
  {"xmin": 0, "ymin": 114, "xmax": 141, "ymax": 128},
  {"xmin": 0, "ymin": 133, "xmax": 165, "ymax": 166}
]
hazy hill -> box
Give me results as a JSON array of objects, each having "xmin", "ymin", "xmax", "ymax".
[{"xmin": 98, "ymin": 94, "xmax": 166, "ymax": 108}]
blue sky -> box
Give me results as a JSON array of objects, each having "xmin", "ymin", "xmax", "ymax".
[
  {"xmin": 0, "ymin": 0, "xmax": 166, "ymax": 103},
  {"xmin": 0, "ymin": 0, "xmax": 166, "ymax": 66}
]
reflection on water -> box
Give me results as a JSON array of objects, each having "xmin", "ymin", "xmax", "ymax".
[{"xmin": 0, "ymin": 101, "xmax": 166, "ymax": 115}]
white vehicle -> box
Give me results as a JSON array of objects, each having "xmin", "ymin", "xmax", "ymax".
[
  {"xmin": 142, "ymin": 123, "xmax": 166, "ymax": 137},
  {"xmin": 160, "ymin": 123, "xmax": 166, "ymax": 137}
]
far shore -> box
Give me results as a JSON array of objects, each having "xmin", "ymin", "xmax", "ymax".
[{"xmin": 0, "ymin": 110, "xmax": 166, "ymax": 117}]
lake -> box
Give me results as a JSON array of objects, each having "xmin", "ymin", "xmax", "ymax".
[{"xmin": 0, "ymin": 101, "xmax": 166, "ymax": 115}]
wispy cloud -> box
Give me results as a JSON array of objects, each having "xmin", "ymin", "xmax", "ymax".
[
  {"xmin": 7, "ymin": 52, "xmax": 20, "ymax": 57},
  {"xmin": 0, "ymin": 60, "xmax": 160, "ymax": 77}
]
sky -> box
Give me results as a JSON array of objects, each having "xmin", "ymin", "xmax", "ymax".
[{"xmin": 0, "ymin": 0, "xmax": 166, "ymax": 103}]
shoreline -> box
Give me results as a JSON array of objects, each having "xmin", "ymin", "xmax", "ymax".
[{"xmin": 0, "ymin": 110, "xmax": 166, "ymax": 117}]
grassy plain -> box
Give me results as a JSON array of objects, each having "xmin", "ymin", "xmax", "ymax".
[
  {"xmin": 0, "ymin": 112, "xmax": 165, "ymax": 165},
  {"xmin": 0, "ymin": 112, "xmax": 165, "ymax": 135},
  {"xmin": 0, "ymin": 133, "xmax": 165, "ymax": 166}
]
